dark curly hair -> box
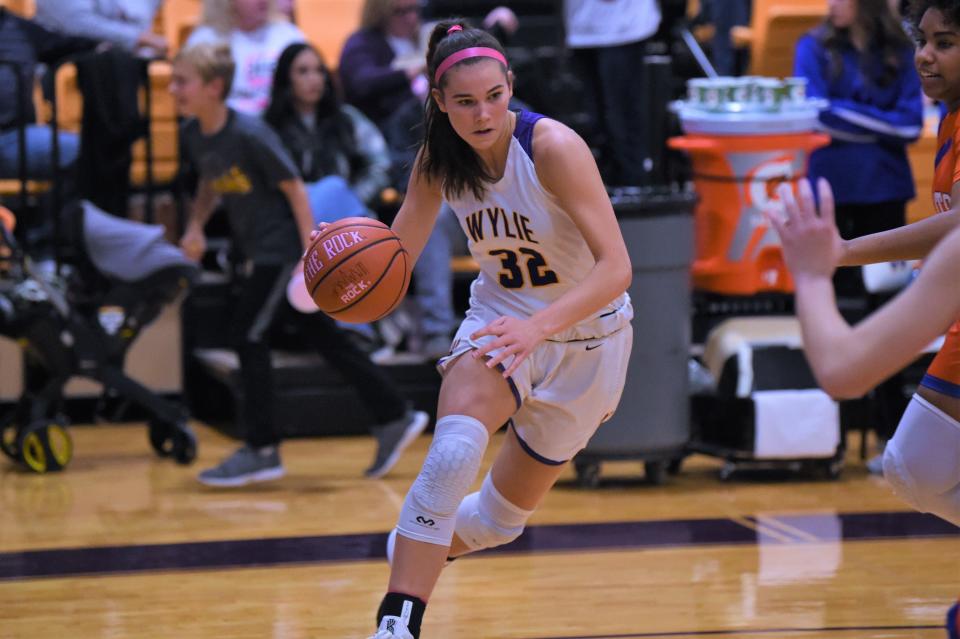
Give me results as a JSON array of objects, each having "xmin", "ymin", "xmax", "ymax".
[{"xmin": 907, "ymin": 0, "xmax": 960, "ymax": 30}]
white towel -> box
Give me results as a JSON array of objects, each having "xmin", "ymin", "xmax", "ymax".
[{"xmin": 753, "ymin": 389, "xmax": 839, "ymax": 459}]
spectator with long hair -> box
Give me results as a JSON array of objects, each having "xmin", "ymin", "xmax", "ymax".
[{"xmin": 264, "ymin": 42, "xmax": 390, "ymax": 224}]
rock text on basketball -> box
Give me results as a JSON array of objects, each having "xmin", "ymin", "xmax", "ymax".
[
  {"xmin": 323, "ymin": 231, "xmax": 366, "ymax": 260},
  {"xmin": 304, "ymin": 251, "xmax": 324, "ymax": 283},
  {"xmin": 333, "ymin": 262, "xmax": 371, "ymax": 304}
]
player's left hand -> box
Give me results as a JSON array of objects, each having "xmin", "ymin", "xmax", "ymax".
[
  {"xmin": 471, "ymin": 315, "xmax": 547, "ymax": 378},
  {"xmin": 304, "ymin": 223, "xmax": 331, "ymax": 259},
  {"xmin": 768, "ymin": 177, "xmax": 842, "ymax": 282}
]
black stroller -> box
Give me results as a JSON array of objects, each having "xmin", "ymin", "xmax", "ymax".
[{"xmin": 0, "ymin": 200, "xmax": 199, "ymax": 472}]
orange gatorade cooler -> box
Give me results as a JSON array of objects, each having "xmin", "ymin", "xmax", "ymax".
[{"xmin": 670, "ymin": 77, "xmax": 829, "ymax": 295}]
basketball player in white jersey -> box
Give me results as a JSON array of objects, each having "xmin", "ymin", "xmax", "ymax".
[{"xmin": 361, "ymin": 19, "xmax": 634, "ymax": 639}]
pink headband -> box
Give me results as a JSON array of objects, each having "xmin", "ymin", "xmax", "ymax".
[{"xmin": 433, "ymin": 47, "xmax": 508, "ymax": 85}]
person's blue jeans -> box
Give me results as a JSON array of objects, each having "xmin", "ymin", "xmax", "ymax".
[
  {"xmin": 305, "ymin": 175, "xmax": 372, "ymax": 224},
  {"xmin": 0, "ymin": 125, "xmax": 79, "ymax": 179},
  {"xmin": 710, "ymin": 0, "xmax": 751, "ymax": 76},
  {"xmin": 414, "ymin": 204, "xmax": 457, "ymax": 338}
]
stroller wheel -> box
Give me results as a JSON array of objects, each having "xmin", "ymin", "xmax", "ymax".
[
  {"xmin": 149, "ymin": 420, "xmax": 197, "ymax": 465},
  {"xmin": 148, "ymin": 419, "xmax": 175, "ymax": 458},
  {"xmin": 171, "ymin": 424, "xmax": 197, "ymax": 465},
  {"xmin": 17, "ymin": 421, "xmax": 72, "ymax": 473},
  {"xmin": 1, "ymin": 414, "xmax": 21, "ymax": 462}
]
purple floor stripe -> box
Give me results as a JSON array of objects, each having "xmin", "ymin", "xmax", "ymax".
[
  {"xmin": 526, "ymin": 623, "xmax": 944, "ymax": 638},
  {"xmin": 0, "ymin": 511, "xmax": 955, "ymax": 581}
]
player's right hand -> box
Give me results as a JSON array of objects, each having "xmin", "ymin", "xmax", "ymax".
[
  {"xmin": 180, "ymin": 227, "xmax": 206, "ymax": 262},
  {"xmin": 768, "ymin": 178, "xmax": 842, "ymax": 282}
]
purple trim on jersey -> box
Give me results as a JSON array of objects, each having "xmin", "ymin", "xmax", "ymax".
[
  {"xmin": 513, "ymin": 110, "xmax": 546, "ymax": 162},
  {"xmin": 936, "ymin": 137, "xmax": 953, "ymax": 170},
  {"xmin": 920, "ymin": 373, "xmax": 960, "ymax": 398},
  {"xmin": 509, "ymin": 421, "xmax": 567, "ymax": 465}
]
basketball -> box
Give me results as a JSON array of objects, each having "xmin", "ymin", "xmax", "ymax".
[{"xmin": 302, "ymin": 217, "xmax": 411, "ymax": 323}]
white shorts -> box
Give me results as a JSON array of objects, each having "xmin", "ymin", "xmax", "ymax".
[{"xmin": 437, "ymin": 303, "xmax": 633, "ymax": 464}]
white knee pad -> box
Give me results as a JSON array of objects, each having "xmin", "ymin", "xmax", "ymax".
[
  {"xmin": 454, "ymin": 472, "xmax": 534, "ymax": 552},
  {"xmin": 396, "ymin": 415, "xmax": 489, "ymax": 546},
  {"xmin": 882, "ymin": 395, "xmax": 960, "ymax": 526}
]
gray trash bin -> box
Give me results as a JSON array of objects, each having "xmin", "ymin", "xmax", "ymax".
[{"xmin": 572, "ymin": 187, "xmax": 695, "ymax": 487}]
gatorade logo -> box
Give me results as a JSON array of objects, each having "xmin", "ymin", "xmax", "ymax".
[
  {"xmin": 745, "ymin": 156, "xmax": 793, "ymax": 216},
  {"xmin": 416, "ymin": 516, "xmax": 436, "ymax": 527}
]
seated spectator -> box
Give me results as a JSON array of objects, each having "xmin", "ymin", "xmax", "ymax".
[
  {"xmin": 339, "ymin": 0, "xmax": 518, "ymax": 359},
  {"xmin": 264, "ymin": 41, "xmax": 393, "ymax": 351},
  {"xmin": 338, "ymin": 0, "xmax": 426, "ymax": 133},
  {"xmin": 34, "ymin": 0, "xmax": 167, "ymax": 57},
  {"xmin": 186, "ymin": 0, "xmax": 305, "ymax": 116},
  {"xmin": 339, "ymin": 0, "xmax": 518, "ymax": 134},
  {"xmin": 264, "ymin": 43, "xmax": 390, "ymax": 224},
  {"xmin": 0, "ymin": 8, "xmax": 95, "ymax": 188}
]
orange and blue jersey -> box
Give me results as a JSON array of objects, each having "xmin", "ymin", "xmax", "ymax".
[
  {"xmin": 932, "ymin": 109, "xmax": 960, "ymax": 212},
  {"xmin": 924, "ymin": 107, "xmax": 960, "ymax": 398}
]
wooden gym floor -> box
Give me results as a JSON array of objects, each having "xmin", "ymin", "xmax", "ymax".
[{"xmin": 1, "ymin": 422, "xmax": 957, "ymax": 638}]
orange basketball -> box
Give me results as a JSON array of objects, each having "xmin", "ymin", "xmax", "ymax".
[{"xmin": 302, "ymin": 217, "xmax": 411, "ymax": 323}]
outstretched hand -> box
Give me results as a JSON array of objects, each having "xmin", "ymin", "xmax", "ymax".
[
  {"xmin": 304, "ymin": 222, "xmax": 331, "ymax": 259},
  {"xmin": 768, "ymin": 178, "xmax": 844, "ymax": 281},
  {"xmin": 470, "ymin": 315, "xmax": 547, "ymax": 378},
  {"xmin": 308, "ymin": 222, "xmax": 331, "ymax": 243}
]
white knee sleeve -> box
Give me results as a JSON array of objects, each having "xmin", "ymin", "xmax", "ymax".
[
  {"xmin": 454, "ymin": 472, "xmax": 534, "ymax": 552},
  {"xmin": 882, "ymin": 395, "xmax": 960, "ymax": 526},
  {"xmin": 396, "ymin": 415, "xmax": 489, "ymax": 546}
]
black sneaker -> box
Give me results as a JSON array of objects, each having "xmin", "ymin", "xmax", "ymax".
[{"xmin": 365, "ymin": 410, "xmax": 430, "ymax": 478}]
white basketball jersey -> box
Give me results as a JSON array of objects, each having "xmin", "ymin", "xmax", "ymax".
[{"xmin": 444, "ymin": 112, "xmax": 632, "ymax": 342}]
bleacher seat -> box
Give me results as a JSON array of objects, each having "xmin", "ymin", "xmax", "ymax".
[{"xmin": 730, "ymin": 0, "xmax": 827, "ymax": 78}]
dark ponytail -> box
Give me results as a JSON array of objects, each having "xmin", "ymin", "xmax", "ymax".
[{"xmin": 416, "ymin": 19, "xmax": 509, "ymax": 201}]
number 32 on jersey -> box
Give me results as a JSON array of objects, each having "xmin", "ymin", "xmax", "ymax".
[{"xmin": 488, "ymin": 248, "xmax": 558, "ymax": 289}]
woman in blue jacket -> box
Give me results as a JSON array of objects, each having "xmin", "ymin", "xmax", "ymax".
[
  {"xmin": 794, "ymin": 0, "xmax": 923, "ymax": 463},
  {"xmin": 795, "ymin": 0, "xmax": 922, "ymax": 251}
]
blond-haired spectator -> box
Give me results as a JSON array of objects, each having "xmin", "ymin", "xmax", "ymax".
[{"xmin": 185, "ymin": 0, "xmax": 304, "ymax": 115}]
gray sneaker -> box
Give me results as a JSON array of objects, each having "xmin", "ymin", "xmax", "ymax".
[
  {"xmin": 197, "ymin": 445, "xmax": 285, "ymax": 487},
  {"xmin": 365, "ymin": 410, "xmax": 430, "ymax": 478}
]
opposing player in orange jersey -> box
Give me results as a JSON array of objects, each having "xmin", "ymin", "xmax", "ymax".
[
  {"xmin": 773, "ymin": 175, "xmax": 959, "ymax": 636},
  {"xmin": 824, "ymin": 0, "xmax": 960, "ymax": 522},
  {"xmin": 774, "ymin": 3, "xmax": 960, "ymax": 634}
]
